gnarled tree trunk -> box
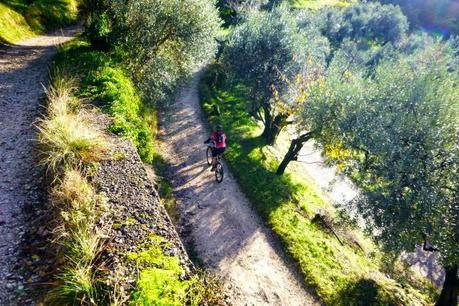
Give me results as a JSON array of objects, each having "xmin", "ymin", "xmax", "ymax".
[
  {"xmin": 276, "ymin": 131, "xmax": 315, "ymax": 175},
  {"xmin": 260, "ymin": 105, "xmax": 289, "ymax": 146},
  {"xmin": 436, "ymin": 265, "xmax": 458, "ymax": 306}
]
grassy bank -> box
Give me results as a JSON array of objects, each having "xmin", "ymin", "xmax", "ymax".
[
  {"xmin": 52, "ymin": 38, "xmax": 154, "ymax": 163},
  {"xmin": 199, "ymin": 65, "xmax": 437, "ymax": 305},
  {"xmin": 0, "ymin": 0, "xmax": 78, "ymax": 43},
  {"xmin": 36, "ymin": 37, "xmax": 225, "ymax": 304}
]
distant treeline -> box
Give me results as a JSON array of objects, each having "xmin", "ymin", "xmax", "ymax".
[{"xmin": 376, "ymin": 0, "xmax": 459, "ymax": 36}]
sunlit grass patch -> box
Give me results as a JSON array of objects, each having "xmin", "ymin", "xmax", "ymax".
[
  {"xmin": 0, "ymin": 0, "xmax": 78, "ymax": 43},
  {"xmin": 289, "ymin": 0, "xmax": 355, "ymax": 9},
  {"xmin": 37, "ymin": 111, "xmax": 108, "ymax": 172},
  {"xmin": 0, "ymin": 3, "xmax": 34, "ymax": 43}
]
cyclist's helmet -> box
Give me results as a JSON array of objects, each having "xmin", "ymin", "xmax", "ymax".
[{"xmin": 216, "ymin": 124, "xmax": 223, "ymax": 132}]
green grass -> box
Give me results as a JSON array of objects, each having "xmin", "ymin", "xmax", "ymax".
[
  {"xmin": 52, "ymin": 39, "xmax": 155, "ymax": 163},
  {"xmin": 199, "ymin": 65, "xmax": 437, "ymax": 305},
  {"xmin": 128, "ymin": 235, "xmax": 226, "ymax": 306},
  {"xmin": 128, "ymin": 236, "xmax": 195, "ymax": 306},
  {"xmin": 289, "ymin": 0, "xmax": 355, "ymax": 9},
  {"xmin": 0, "ymin": 0, "xmax": 78, "ymax": 43},
  {"xmin": 0, "ymin": 3, "xmax": 35, "ymax": 43}
]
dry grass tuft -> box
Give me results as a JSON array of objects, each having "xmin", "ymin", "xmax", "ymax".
[
  {"xmin": 37, "ymin": 76, "xmax": 109, "ymax": 173},
  {"xmin": 47, "ymin": 168, "xmax": 106, "ymax": 305}
]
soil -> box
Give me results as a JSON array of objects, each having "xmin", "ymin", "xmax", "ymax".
[
  {"xmin": 0, "ymin": 27, "xmax": 80, "ymax": 304},
  {"xmin": 158, "ymin": 71, "xmax": 320, "ymax": 306}
]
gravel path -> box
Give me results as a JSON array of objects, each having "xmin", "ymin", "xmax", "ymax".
[
  {"xmin": 159, "ymin": 71, "xmax": 319, "ymax": 306},
  {"xmin": 0, "ymin": 27, "xmax": 79, "ymax": 304}
]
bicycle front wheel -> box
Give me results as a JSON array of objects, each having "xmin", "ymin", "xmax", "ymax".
[
  {"xmin": 215, "ymin": 162, "xmax": 224, "ymax": 183},
  {"xmin": 206, "ymin": 147, "xmax": 213, "ymax": 165}
]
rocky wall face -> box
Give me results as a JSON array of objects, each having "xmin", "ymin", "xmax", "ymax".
[{"xmin": 93, "ymin": 138, "xmax": 193, "ymax": 293}]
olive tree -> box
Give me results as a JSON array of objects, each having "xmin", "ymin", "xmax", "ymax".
[
  {"xmin": 110, "ymin": 0, "xmax": 221, "ymax": 105},
  {"xmin": 338, "ymin": 46, "xmax": 459, "ymax": 306},
  {"xmin": 322, "ymin": 2, "xmax": 408, "ymax": 47},
  {"xmin": 275, "ymin": 48, "xmax": 367, "ymax": 175},
  {"xmin": 222, "ymin": 5, "xmax": 329, "ymax": 145}
]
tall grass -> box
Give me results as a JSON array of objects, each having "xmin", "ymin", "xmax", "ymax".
[
  {"xmin": 37, "ymin": 74, "xmax": 109, "ymax": 174},
  {"xmin": 47, "ymin": 168, "xmax": 105, "ymax": 305},
  {"xmin": 37, "ymin": 69, "xmax": 108, "ymax": 304}
]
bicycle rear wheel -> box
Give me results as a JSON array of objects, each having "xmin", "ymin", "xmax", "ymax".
[
  {"xmin": 206, "ymin": 147, "xmax": 213, "ymax": 165},
  {"xmin": 215, "ymin": 162, "xmax": 224, "ymax": 183}
]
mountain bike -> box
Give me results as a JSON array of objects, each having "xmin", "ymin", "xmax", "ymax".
[{"xmin": 206, "ymin": 143, "xmax": 224, "ymax": 183}]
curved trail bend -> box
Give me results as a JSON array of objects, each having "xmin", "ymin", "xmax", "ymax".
[
  {"xmin": 159, "ymin": 72, "xmax": 319, "ymax": 306},
  {"xmin": 0, "ymin": 28, "xmax": 79, "ymax": 303}
]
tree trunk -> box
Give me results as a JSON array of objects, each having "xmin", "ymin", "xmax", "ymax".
[
  {"xmin": 436, "ymin": 265, "xmax": 459, "ymax": 306},
  {"xmin": 261, "ymin": 110, "xmax": 289, "ymax": 146},
  {"xmin": 276, "ymin": 131, "xmax": 315, "ymax": 175}
]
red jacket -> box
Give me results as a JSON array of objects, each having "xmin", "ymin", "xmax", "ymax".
[{"xmin": 211, "ymin": 131, "xmax": 227, "ymax": 148}]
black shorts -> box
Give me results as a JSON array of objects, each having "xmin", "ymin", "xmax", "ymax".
[{"xmin": 212, "ymin": 147, "xmax": 225, "ymax": 157}]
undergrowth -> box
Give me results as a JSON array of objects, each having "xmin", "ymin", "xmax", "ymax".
[
  {"xmin": 0, "ymin": 0, "xmax": 78, "ymax": 43},
  {"xmin": 52, "ymin": 38, "xmax": 154, "ymax": 163},
  {"xmin": 199, "ymin": 64, "xmax": 437, "ymax": 306}
]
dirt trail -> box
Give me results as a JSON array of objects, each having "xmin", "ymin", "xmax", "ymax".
[
  {"xmin": 159, "ymin": 71, "xmax": 319, "ymax": 306},
  {"xmin": 0, "ymin": 27, "xmax": 79, "ymax": 304}
]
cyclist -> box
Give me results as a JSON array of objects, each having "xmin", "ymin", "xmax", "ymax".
[{"xmin": 204, "ymin": 124, "xmax": 227, "ymax": 171}]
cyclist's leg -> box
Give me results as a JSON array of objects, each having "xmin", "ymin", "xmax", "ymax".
[{"xmin": 211, "ymin": 147, "xmax": 218, "ymax": 170}]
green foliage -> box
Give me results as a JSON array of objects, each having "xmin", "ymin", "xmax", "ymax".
[
  {"xmin": 52, "ymin": 39, "xmax": 154, "ymax": 163},
  {"xmin": 0, "ymin": 0, "xmax": 78, "ymax": 36},
  {"xmin": 222, "ymin": 5, "xmax": 330, "ymax": 144},
  {"xmin": 199, "ymin": 66, "xmax": 436, "ymax": 305},
  {"xmin": 0, "ymin": 2, "xmax": 35, "ymax": 43},
  {"xmin": 106, "ymin": 0, "xmax": 221, "ymax": 106},
  {"xmin": 333, "ymin": 44, "xmax": 459, "ymax": 268}
]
